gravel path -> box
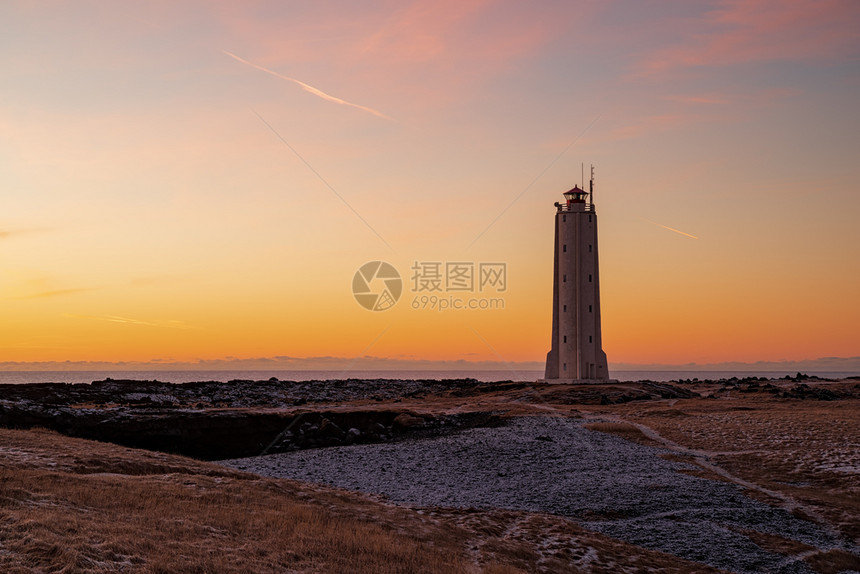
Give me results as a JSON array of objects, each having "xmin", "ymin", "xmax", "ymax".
[{"xmin": 219, "ymin": 416, "xmax": 851, "ymax": 574}]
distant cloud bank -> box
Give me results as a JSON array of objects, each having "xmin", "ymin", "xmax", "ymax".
[{"xmin": 1, "ymin": 356, "xmax": 858, "ymax": 373}]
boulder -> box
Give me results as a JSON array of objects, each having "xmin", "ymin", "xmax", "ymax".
[
  {"xmin": 393, "ymin": 413, "xmax": 425, "ymax": 429},
  {"xmin": 319, "ymin": 418, "xmax": 345, "ymax": 439},
  {"xmin": 345, "ymin": 428, "xmax": 362, "ymax": 444}
]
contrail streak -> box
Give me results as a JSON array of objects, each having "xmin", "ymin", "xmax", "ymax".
[
  {"xmin": 641, "ymin": 218, "xmax": 699, "ymax": 239},
  {"xmin": 252, "ymin": 109, "xmax": 395, "ymax": 253},
  {"xmin": 63, "ymin": 313, "xmax": 196, "ymax": 329},
  {"xmin": 223, "ymin": 50, "xmax": 391, "ymax": 120},
  {"xmin": 467, "ymin": 113, "xmax": 602, "ymax": 249}
]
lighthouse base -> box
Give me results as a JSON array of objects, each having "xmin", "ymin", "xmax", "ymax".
[{"xmin": 537, "ymin": 378, "xmax": 618, "ymax": 385}]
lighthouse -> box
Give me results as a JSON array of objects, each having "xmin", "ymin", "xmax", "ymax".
[{"xmin": 544, "ymin": 167, "xmax": 609, "ymax": 381}]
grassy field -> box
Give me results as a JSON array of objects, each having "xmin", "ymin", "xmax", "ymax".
[{"xmin": 0, "ymin": 426, "xmax": 726, "ymax": 573}]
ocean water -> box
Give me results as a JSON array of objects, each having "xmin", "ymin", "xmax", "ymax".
[
  {"xmin": 0, "ymin": 369, "xmax": 857, "ymax": 385},
  {"xmin": 0, "ymin": 370, "xmax": 537, "ymax": 385}
]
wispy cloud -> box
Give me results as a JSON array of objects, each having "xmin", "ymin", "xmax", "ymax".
[
  {"xmin": 101, "ymin": 315, "xmax": 159, "ymax": 327},
  {"xmin": 128, "ymin": 274, "xmax": 195, "ymax": 287},
  {"xmin": 353, "ymin": 0, "xmax": 554, "ymax": 107},
  {"xmin": 666, "ymin": 94, "xmax": 730, "ymax": 105},
  {"xmin": 637, "ymin": 0, "xmax": 860, "ymax": 76},
  {"xmin": 223, "ymin": 50, "xmax": 392, "ymax": 120},
  {"xmin": 16, "ymin": 288, "xmax": 92, "ymax": 299},
  {"xmin": 358, "ymin": 0, "xmax": 497, "ymax": 64},
  {"xmin": 608, "ymin": 114, "xmax": 688, "ymax": 140},
  {"xmin": 641, "ymin": 218, "xmax": 699, "ymax": 240},
  {"xmin": 0, "ymin": 228, "xmax": 51, "ymax": 240},
  {"xmin": 213, "ymin": 2, "xmax": 560, "ymax": 113},
  {"xmin": 64, "ymin": 313, "xmax": 197, "ymax": 329}
]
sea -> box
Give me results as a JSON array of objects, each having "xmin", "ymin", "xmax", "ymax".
[{"xmin": 0, "ymin": 370, "xmax": 857, "ymax": 385}]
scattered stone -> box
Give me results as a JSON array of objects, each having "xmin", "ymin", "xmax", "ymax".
[
  {"xmin": 393, "ymin": 413, "xmax": 425, "ymax": 429},
  {"xmin": 319, "ymin": 418, "xmax": 344, "ymax": 439},
  {"xmin": 220, "ymin": 417, "xmax": 852, "ymax": 574},
  {"xmin": 345, "ymin": 428, "xmax": 362, "ymax": 444}
]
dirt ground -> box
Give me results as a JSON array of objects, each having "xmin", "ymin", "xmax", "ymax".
[{"xmin": 2, "ymin": 376, "xmax": 858, "ymax": 573}]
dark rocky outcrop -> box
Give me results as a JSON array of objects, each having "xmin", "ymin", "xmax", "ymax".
[
  {"xmin": 537, "ymin": 381, "xmax": 698, "ymax": 405},
  {"xmin": 0, "ymin": 379, "xmax": 507, "ymax": 460}
]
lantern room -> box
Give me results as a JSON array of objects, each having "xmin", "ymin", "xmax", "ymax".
[{"xmin": 563, "ymin": 185, "xmax": 588, "ymax": 204}]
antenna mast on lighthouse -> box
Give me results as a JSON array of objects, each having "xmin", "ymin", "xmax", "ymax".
[{"xmin": 589, "ymin": 165, "xmax": 595, "ymax": 208}]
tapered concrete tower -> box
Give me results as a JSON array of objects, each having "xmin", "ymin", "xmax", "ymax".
[{"xmin": 544, "ymin": 168, "xmax": 609, "ymax": 382}]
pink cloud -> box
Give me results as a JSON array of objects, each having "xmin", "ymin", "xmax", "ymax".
[
  {"xmin": 356, "ymin": 2, "xmax": 554, "ymax": 108},
  {"xmin": 664, "ymin": 86, "xmax": 798, "ymax": 105},
  {"xmin": 601, "ymin": 84, "xmax": 798, "ymax": 141},
  {"xmin": 639, "ymin": 0, "xmax": 860, "ymax": 75},
  {"xmin": 217, "ymin": 1, "xmax": 563, "ymax": 112},
  {"xmin": 356, "ymin": 0, "xmax": 501, "ymax": 64},
  {"xmin": 606, "ymin": 114, "xmax": 689, "ymax": 141},
  {"xmin": 665, "ymin": 94, "xmax": 730, "ymax": 105}
]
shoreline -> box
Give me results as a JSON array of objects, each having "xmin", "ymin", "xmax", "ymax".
[{"xmin": 1, "ymin": 369, "xmax": 859, "ymax": 385}]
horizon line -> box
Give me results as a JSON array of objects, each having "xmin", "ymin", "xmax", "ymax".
[{"xmin": 1, "ymin": 355, "xmax": 859, "ymax": 372}]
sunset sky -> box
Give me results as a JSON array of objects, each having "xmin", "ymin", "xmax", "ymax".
[{"xmin": 2, "ymin": 0, "xmax": 859, "ymax": 370}]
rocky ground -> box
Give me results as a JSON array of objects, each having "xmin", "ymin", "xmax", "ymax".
[
  {"xmin": 1, "ymin": 375, "xmax": 859, "ymax": 573},
  {"xmin": 0, "ymin": 377, "xmax": 694, "ymax": 459},
  {"xmin": 0, "ymin": 378, "xmax": 515, "ymax": 458},
  {"xmin": 0, "ymin": 426, "xmax": 739, "ymax": 574},
  {"xmin": 220, "ymin": 415, "xmax": 856, "ymax": 574}
]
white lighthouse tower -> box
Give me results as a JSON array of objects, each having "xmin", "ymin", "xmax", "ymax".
[{"xmin": 544, "ymin": 167, "xmax": 609, "ymax": 382}]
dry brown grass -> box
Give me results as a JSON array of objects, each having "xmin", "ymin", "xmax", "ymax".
[
  {"xmin": 0, "ymin": 427, "xmax": 729, "ymax": 573},
  {"xmin": 426, "ymin": 508, "xmax": 729, "ymax": 574},
  {"xmin": 657, "ymin": 453, "xmax": 736, "ymax": 484},
  {"xmin": 0, "ymin": 428, "xmax": 471, "ymax": 573},
  {"xmin": 804, "ymin": 549, "xmax": 860, "ymax": 574},
  {"xmin": 582, "ymin": 421, "xmax": 663, "ymax": 447},
  {"xmin": 0, "ymin": 471, "xmax": 467, "ymax": 573},
  {"xmin": 728, "ymin": 527, "xmax": 816, "ymax": 556}
]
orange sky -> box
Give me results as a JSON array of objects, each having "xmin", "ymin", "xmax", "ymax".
[{"xmin": 2, "ymin": 1, "xmax": 859, "ymax": 369}]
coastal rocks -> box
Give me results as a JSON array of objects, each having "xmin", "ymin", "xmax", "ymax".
[
  {"xmin": 393, "ymin": 413, "xmax": 426, "ymax": 429},
  {"xmin": 780, "ymin": 384, "xmax": 841, "ymax": 400},
  {"xmin": 0, "ymin": 378, "xmax": 503, "ymax": 411},
  {"xmin": 345, "ymin": 428, "xmax": 362, "ymax": 444},
  {"xmin": 0, "ymin": 379, "xmax": 503, "ymax": 459},
  {"xmin": 708, "ymin": 380, "xmax": 857, "ymax": 400},
  {"xmin": 319, "ymin": 418, "xmax": 345, "ymax": 440},
  {"xmin": 537, "ymin": 381, "xmax": 698, "ymax": 406}
]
